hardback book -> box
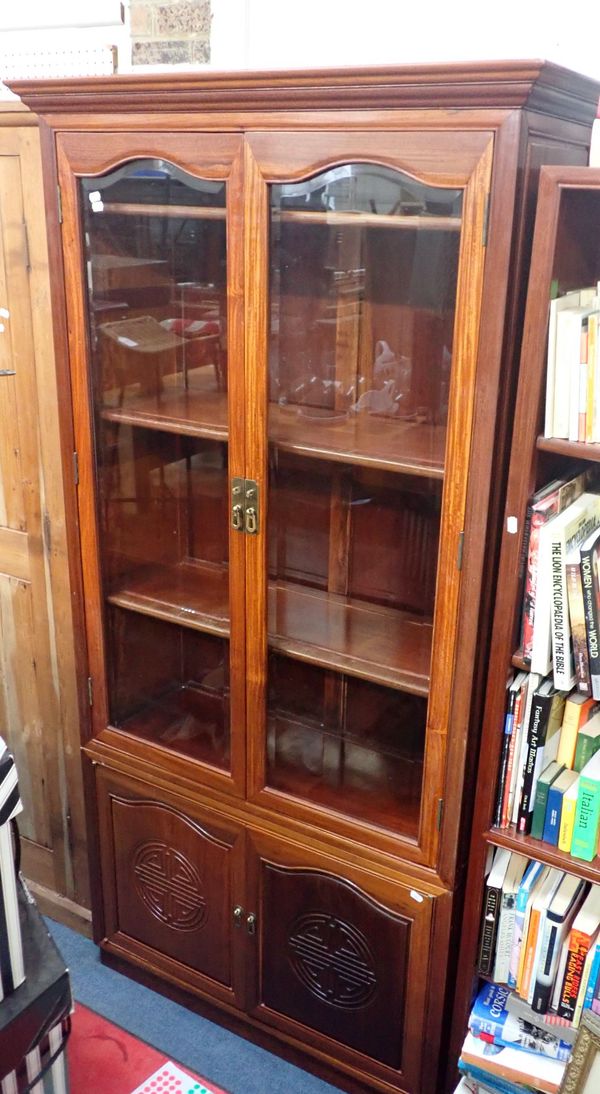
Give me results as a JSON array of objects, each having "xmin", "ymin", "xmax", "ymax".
[
  {"xmin": 573, "ymin": 710, "xmax": 600, "ymax": 772},
  {"xmin": 582, "ymin": 935, "xmax": 600, "ymax": 1015},
  {"xmin": 501, "ymin": 674, "xmax": 529, "ymax": 829},
  {"xmin": 494, "ymin": 669, "xmax": 527, "ymax": 822},
  {"xmin": 545, "ymin": 291, "xmax": 586, "ymax": 438},
  {"xmin": 593, "ymin": 947, "xmax": 600, "ymax": 1015},
  {"xmin": 553, "ymin": 304, "xmax": 598, "ymax": 441},
  {"xmin": 542, "ymin": 769, "xmax": 579, "ymax": 846},
  {"xmin": 478, "ymin": 848, "xmax": 513, "ymax": 975},
  {"xmin": 558, "ymin": 775, "xmax": 580, "ymax": 852},
  {"xmin": 519, "ymin": 868, "xmax": 563, "ymax": 1003},
  {"xmin": 566, "ymin": 544, "xmax": 591, "ymax": 692},
  {"xmin": 469, "ymin": 983, "xmax": 571, "ymax": 1061},
  {"xmin": 459, "ymin": 1032, "xmax": 565, "ymax": 1094},
  {"xmin": 521, "ymin": 472, "xmax": 588, "ymax": 666},
  {"xmin": 571, "ymin": 750, "xmax": 600, "ymax": 861},
  {"xmin": 493, "ymin": 854, "xmax": 529, "ymax": 984},
  {"xmin": 573, "ymin": 928, "xmax": 600, "ymax": 1027},
  {"xmin": 508, "ymin": 860, "xmax": 545, "ymax": 990},
  {"xmin": 517, "ymin": 681, "xmax": 563, "ymax": 834},
  {"xmin": 556, "ymin": 692, "xmax": 600, "ymax": 769},
  {"xmin": 548, "ymin": 492, "xmax": 600, "ymax": 690},
  {"xmin": 580, "ymin": 524, "xmax": 600, "ymax": 699},
  {"xmin": 516, "ymin": 865, "xmax": 552, "ymax": 995},
  {"xmin": 532, "ymin": 872, "xmax": 588, "ymax": 1014},
  {"xmin": 511, "ymin": 673, "xmax": 542, "ymax": 827},
  {"xmin": 556, "ymin": 884, "xmax": 600, "ymax": 1019},
  {"xmin": 531, "ymin": 761, "xmax": 565, "ymax": 840},
  {"xmin": 504, "ymin": 986, "xmax": 576, "ymax": 1043}
]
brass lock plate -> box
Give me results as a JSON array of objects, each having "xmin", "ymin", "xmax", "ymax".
[{"xmin": 231, "ymin": 477, "xmax": 260, "ymax": 535}]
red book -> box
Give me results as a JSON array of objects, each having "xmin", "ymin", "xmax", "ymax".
[{"xmin": 557, "ymin": 886, "xmax": 600, "ymax": 1020}]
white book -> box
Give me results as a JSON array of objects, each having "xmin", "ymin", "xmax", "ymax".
[
  {"xmin": 551, "ymin": 492, "xmax": 600, "ymax": 689},
  {"xmin": 460, "ymin": 1032, "xmax": 565, "ymax": 1091},
  {"xmin": 554, "ymin": 303, "xmax": 597, "ymax": 439},
  {"xmin": 545, "ymin": 290, "xmax": 581, "ymax": 437},
  {"xmin": 493, "ymin": 853, "xmax": 529, "ymax": 983},
  {"xmin": 527, "ymin": 869, "xmax": 565, "ymax": 1005}
]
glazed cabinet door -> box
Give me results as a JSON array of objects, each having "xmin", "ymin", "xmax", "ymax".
[
  {"xmin": 56, "ymin": 133, "xmax": 246, "ymax": 797},
  {"xmin": 94, "ymin": 764, "xmax": 246, "ymax": 1008},
  {"xmin": 243, "ymin": 131, "xmax": 493, "ymax": 866},
  {"xmin": 245, "ymin": 830, "xmax": 447, "ymax": 1094}
]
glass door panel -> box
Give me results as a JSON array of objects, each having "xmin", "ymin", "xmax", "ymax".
[
  {"xmin": 80, "ymin": 160, "xmax": 232, "ymax": 769},
  {"xmin": 267, "ymin": 163, "xmax": 462, "ymax": 836}
]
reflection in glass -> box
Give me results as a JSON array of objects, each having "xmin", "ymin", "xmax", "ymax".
[
  {"xmin": 267, "ymin": 164, "xmax": 462, "ymax": 834},
  {"xmin": 80, "ymin": 160, "xmax": 231, "ymax": 769}
]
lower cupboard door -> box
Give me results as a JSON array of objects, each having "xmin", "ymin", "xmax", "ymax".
[
  {"xmin": 94, "ymin": 764, "xmax": 245, "ymax": 1007},
  {"xmin": 246, "ymin": 833, "xmax": 445, "ymax": 1093}
]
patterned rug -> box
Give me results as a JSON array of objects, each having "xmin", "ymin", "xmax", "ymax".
[{"xmin": 67, "ymin": 1002, "xmax": 230, "ymax": 1094}]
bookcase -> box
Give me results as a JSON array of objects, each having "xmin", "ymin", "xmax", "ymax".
[
  {"xmin": 10, "ymin": 64, "xmax": 600, "ymax": 1094},
  {"xmin": 451, "ymin": 166, "xmax": 600, "ymax": 1074}
]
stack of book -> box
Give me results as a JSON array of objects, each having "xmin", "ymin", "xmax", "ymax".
[
  {"xmin": 493, "ymin": 467, "xmax": 600, "ymax": 860},
  {"xmin": 477, "ymin": 851, "xmax": 600, "ymax": 1027},
  {"xmin": 544, "ymin": 284, "xmax": 600, "ymax": 444}
]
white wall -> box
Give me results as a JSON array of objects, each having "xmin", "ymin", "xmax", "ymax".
[
  {"xmin": 1, "ymin": 0, "xmax": 599, "ymax": 81},
  {"xmin": 211, "ymin": 0, "xmax": 600, "ymax": 80}
]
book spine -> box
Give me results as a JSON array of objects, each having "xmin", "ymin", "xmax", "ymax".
[
  {"xmin": 523, "ymin": 512, "xmax": 553, "ymax": 666},
  {"xmin": 478, "ymin": 883, "xmax": 501, "ymax": 975},
  {"xmin": 517, "ymin": 693, "xmax": 553, "ymax": 834},
  {"xmin": 584, "ymin": 943, "xmax": 600, "ymax": 1012},
  {"xmin": 551, "ymin": 530, "xmax": 575, "ymax": 690},
  {"xmin": 532, "ymin": 920, "xmax": 561, "ymax": 1014},
  {"xmin": 508, "ymin": 896, "xmax": 531, "ymax": 989},
  {"xmin": 574, "ymin": 732, "xmax": 600, "ymax": 774},
  {"xmin": 494, "ymin": 687, "xmax": 516, "ymax": 828},
  {"xmin": 531, "ymin": 776, "xmax": 553, "ymax": 841},
  {"xmin": 566, "ymin": 558, "xmax": 591, "ymax": 692},
  {"xmin": 558, "ymin": 787, "xmax": 579, "ymax": 852},
  {"xmin": 502, "ymin": 685, "xmax": 524, "ymax": 828},
  {"xmin": 494, "ymin": 897, "xmax": 517, "ymax": 984},
  {"xmin": 558, "ymin": 931, "xmax": 590, "ymax": 1020},
  {"xmin": 542, "ymin": 787, "xmax": 562, "ymax": 846},
  {"xmin": 581, "ymin": 545, "xmax": 600, "ymax": 699},
  {"xmin": 571, "ymin": 777, "xmax": 600, "ymax": 861}
]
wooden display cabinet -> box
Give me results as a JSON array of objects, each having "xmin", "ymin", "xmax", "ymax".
[
  {"xmin": 12, "ymin": 64, "xmax": 600, "ymax": 1094},
  {"xmin": 450, "ymin": 167, "xmax": 600, "ymax": 1076}
]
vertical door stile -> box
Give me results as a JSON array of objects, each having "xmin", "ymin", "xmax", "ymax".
[
  {"xmin": 419, "ymin": 139, "xmax": 494, "ymax": 862},
  {"xmin": 226, "ymin": 141, "xmax": 249, "ymax": 795},
  {"xmin": 243, "ymin": 141, "xmax": 269, "ymax": 795}
]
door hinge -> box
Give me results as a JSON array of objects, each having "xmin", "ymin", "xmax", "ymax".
[
  {"xmin": 482, "ymin": 193, "xmax": 490, "ymax": 247},
  {"xmin": 57, "ymin": 185, "xmax": 63, "ymax": 225},
  {"xmin": 436, "ymin": 798, "xmax": 444, "ymax": 831},
  {"xmin": 73, "ymin": 451, "xmax": 79, "ymax": 486},
  {"xmin": 231, "ymin": 477, "xmax": 260, "ymax": 536},
  {"xmin": 87, "ymin": 676, "xmax": 93, "ymax": 707},
  {"xmin": 457, "ymin": 530, "xmax": 465, "ymax": 571},
  {"xmin": 22, "ymin": 222, "xmax": 31, "ymax": 272}
]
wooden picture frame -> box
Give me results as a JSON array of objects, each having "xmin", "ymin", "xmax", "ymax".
[{"xmin": 559, "ymin": 1011, "xmax": 600, "ymax": 1093}]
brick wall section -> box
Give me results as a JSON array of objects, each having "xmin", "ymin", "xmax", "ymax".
[{"xmin": 130, "ymin": 0, "xmax": 211, "ymax": 66}]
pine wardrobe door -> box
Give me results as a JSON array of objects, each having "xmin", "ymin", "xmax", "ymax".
[{"xmin": 245, "ymin": 830, "xmax": 448, "ymax": 1094}]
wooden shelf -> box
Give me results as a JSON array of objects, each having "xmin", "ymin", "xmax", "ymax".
[
  {"xmin": 537, "ymin": 435, "xmax": 600, "ymax": 462},
  {"xmin": 268, "ymin": 582, "xmax": 431, "ymax": 694},
  {"xmin": 107, "ymin": 561, "xmax": 229, "ymax": 637},
  {"xmin": 275, "ymin": 209, "xmax": 460, "ymax": 232},
  {"xmin": 267, "ymin": 710, "xmax": 422, "ymax": 839},
  {"xmin": 106, "ymin": 563, "xmax": 432, "ymax": 694},
  {"xmin": 101, "ymin": 387, "xmax": 228, "ymax": 440},
  {"xmin": 485, "ymin": 824, "xmax": 600, "ymax": 885},
  {"xmin": 102, "ymin": 202, "xmax": 226, "ymax": 220},
  {"xmin": 270, "ymin": 405, "xmax": 446, "ymax": 478},
  {"xmin": 112, "ymin": 682, "xmax": 230, "ymax": 768}
]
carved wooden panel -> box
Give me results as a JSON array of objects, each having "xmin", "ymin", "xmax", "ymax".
[
  {"xmin": 110, "ymin": 794, "xmax": 235, "ymax": 985},
  {"xmin": 259, "ymin": 863, "xmax": 409, "ymax": 1068}
]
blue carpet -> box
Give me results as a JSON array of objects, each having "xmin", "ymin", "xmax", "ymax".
[{"xmin": 46, "ymin": 918, "xmax": 345, "ymax": 1094}]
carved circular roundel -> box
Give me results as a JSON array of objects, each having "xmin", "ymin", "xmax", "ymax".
[
  {"xmin": 288, "ymin": 912, "xmax": 378, "ymax": 1009},
  {"xmin": 133, "ymin": 841, "xmax": 207, "ymax": 932}
]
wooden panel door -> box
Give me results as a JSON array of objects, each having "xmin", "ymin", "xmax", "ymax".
[
  {"xmin": 243, "ymin": 130, "xmax": 493, "ymax": 869},
  {"xmin": 0, "ymin": 121, "xmax": 86, "ymax": 905},
  {"xmin": 95, "ymin": 764, "xmax": 246, "ymax": 1008},
  {"xmin": 245, "ymin": 829, "xmax": 448, "ymax": 1094},
  {"xmin": 56, "ymin": 132, "xmax": 247, "ymax": 800}
]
